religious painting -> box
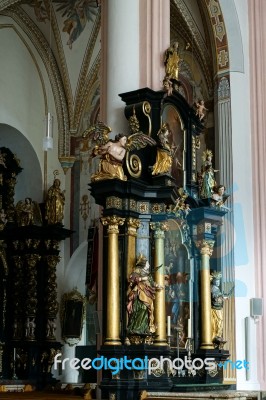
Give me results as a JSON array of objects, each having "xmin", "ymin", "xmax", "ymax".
[
  {"xmin": 161, "ymin": 104, "xmax": 185, "ymax": 187},
  {"xmin": 164, "ymin": 219, "xmax": 191, "ymax": 348},
  {"xmin": 61, "ymin": 289, "xmax": 86, "ymax": 346}
]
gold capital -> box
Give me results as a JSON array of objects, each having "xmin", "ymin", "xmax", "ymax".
[
  {"xmin": 196, "ymin": 240, "xmax": 215, "ymax": 257},
  {"xmin": 101, "ymin": 216, "xmax": 125, "ymax": 234},
  {"xmin": 150, "ymin": 221, "xmax": 169, "ymax": 239},
  {"xmin": 126, "ymin": 218, "xmax": 141, "ymax": 237}
]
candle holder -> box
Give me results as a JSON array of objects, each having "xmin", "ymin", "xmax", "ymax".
[
  {"xmin": 174, "ymin": 327, "xmax": 183, "ymax": 377},
  {"xmin": 166, "ymin": 335, "xmax": 172, "ymax": 347}
]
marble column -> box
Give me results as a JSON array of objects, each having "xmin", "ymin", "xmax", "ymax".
[
  {"xmin": 197, "ymin": 239, "xmax": 215, "ymax": 350},
  {"xmin": 126, "ymin": 218, "xmax": 141, "ymax": 279},
  {"xmin": 101, "ymin": 215, "xmax": 125, "ymax": 345},
  {"xmin": 150, "ymin": 221, "xmax": 168, "ymax": 346}
]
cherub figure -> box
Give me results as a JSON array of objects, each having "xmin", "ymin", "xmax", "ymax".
[
  {"xmin": 211, "ymin": 185, "xmax": 230, "ymax": 210},
  {"xmin": 195, "ymin": 99, "xmax": 208, "ymax": 121},
  {"xmin": 83, "ymin": 121, "xmax": 156, "ymax": 182}
]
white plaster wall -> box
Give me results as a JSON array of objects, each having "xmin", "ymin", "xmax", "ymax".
[
  {"xmin": 219, "ymin": 0, "xmax": 259, "ymax": 390},
  {"xmin": 0, "ymin": 16, "xmax": 63, "ymax": 185},
  {"xmin": 53, "ymin": 241, "xmax": 88, "ymax": 383}
]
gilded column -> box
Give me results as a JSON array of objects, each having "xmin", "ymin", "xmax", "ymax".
[
  {"xmin": 45, "ymin": 253, "xmax": 61, "ymax": 341},
  {"xmin": 197, "ymin": 240, "xmax": 215, "ymax": 350},
  {"xmin": 150, "ymin": 221, "xmax": 168, "ymax": 346},
  {"xmin": 101, "ymin": 215, "xmax": 125, "ymax": 345},
  {"xmin": 24, "ymin": 254, "xmax": 41, "ymax": 341},
  {"xmin": 126, "ymin": 218, "xmax": 141, "ymax": 279}
]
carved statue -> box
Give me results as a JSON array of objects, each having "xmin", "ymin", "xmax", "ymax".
[
  {"xmin": 15, "ymin": 198, "xmax": 42, "ymax": 226},
  {"xmin": 46, "ymin": 318, "xmax": 56, "ymax": 339},
  {"xmin": 210, "ymin": 272, "xmax": 226, "ymax": 348},
  {"xmin": 211, "ymin": 185, "xmax": 230, "ymax": 210},
  {"xmin": 195, "ymin": 99, "xmax": 208, "ymax": 121},
  {"xmin": 25, "ymin": 317, "xmax": 36, "ymax": 339},
  {"xmin": 83, "ymin": 121, "xmax": 156, "ymax": 182},
  {"xmin": 164, "ymin": 42, "xmax": 180, "ymax": 82},
  {"xmin": 163, "ymin": 76, "xmax": 173, "ymax": 97},
  {"xmin": 45, "ymin": 178, "xmax": 65, "ymax": 225},
  {"xmin": 198, "ymin": 150, "xmax": 218, "ymax": 199},
  {"xmin": 152, "ymin": 124, "xmax": 175, "ymax": 176},
  {"xmin": 127, "ymin": 254, "xmax": 163, "ymax": 335},
  {"xmin": 0, "ymin": 209, "xmax": 7, "ymax": 230}
]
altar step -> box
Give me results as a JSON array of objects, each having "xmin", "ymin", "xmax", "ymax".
[{"xmin": 139, "ymin": 391, "xmax": 260, "ymax": 400}]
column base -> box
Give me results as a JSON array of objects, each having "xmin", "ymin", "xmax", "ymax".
[
  {"xmin": 104, "ymin": 339, "xmax": 122, "ymax": 346},
  {"xmin": 200, "ymin": 343, "xmax": 214, "ymax": 350}
]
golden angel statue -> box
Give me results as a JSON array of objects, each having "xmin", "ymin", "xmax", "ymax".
[
  {"xmin": 83, "ymin": 121, "xmax": 156, "ymax": 182},
  {"xmin": 15, "ymin": 197, "xmax": 43, "ymax": 227}
]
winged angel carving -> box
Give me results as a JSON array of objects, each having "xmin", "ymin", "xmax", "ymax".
[{"xmin": 83, "ymin": 122, "xmax": 156, "ymax": 182}]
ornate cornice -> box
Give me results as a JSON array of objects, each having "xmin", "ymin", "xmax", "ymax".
[{"xmin": 0, "ymin": 0, "xmax": 21, "ymax": 11}]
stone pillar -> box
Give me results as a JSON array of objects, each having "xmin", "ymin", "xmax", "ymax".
[
  {"xmin": 139, "ymin": 0, "xmax": 170, "ymax": 90},
  {"xmin": 101, "ymin": 216, "xmax": 125, "ymax": 345},
  {"xmin": 101, "ymin": 0, "xmax": 140, "ymax": 133},
  {"xmin": 150, "ymin": 221, "xmax": 168, "ymax": 346},
  {"xmin": 197, "ymin": 239, "xmax": 215, "ymax": 350},
  {"xmin": 215, "ymin": 76, "xmax": 236, "ymax": 382}
]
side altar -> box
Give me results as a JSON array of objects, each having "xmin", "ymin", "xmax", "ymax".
[{"xmin": 88, "ymin": 84, "xmax": 232, "ymax": 400}]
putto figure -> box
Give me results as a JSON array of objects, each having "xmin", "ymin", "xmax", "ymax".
[
  {"xmin": 195, "ymin": 99, "xmax": 208, "ymax": 121},
  {"xmin": 83, "ymin": 121, "xmax": 156, "ymax": 182}
]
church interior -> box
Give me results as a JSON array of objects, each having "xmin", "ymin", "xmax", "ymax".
[{"xmin": 0, "ymin": 0, "xmax": 266, "ymax": 399}]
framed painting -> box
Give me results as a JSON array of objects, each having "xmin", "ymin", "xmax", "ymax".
[{"xmin": 61, "ymin": 289, "xmax": 86, "ymax": 346}]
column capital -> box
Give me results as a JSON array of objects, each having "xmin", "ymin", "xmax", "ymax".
[
  {"xmin": 126, "ymin": 218, "xmax": 141, "ymax": 237},
  {"xmin": 196, "ymin": 240, "xmax": 215, "ymax": 257},
  {"xmin": 101, "ymin": 215, "xmax": 125, "ymax": 234},
  {"xmin": 150, "ymin": 221, "xmax": 169, "ymax": 239}
]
